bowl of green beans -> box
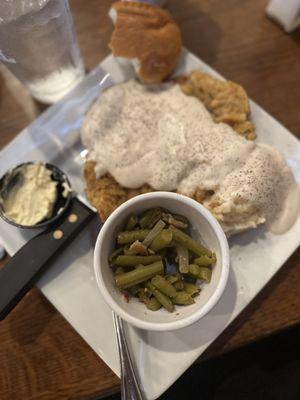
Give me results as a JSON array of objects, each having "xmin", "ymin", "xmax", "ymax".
[{"xmin": 94, "ymin": 192, "xmax": 230, "ymax": 331}]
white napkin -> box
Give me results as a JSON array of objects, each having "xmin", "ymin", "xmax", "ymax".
[{"xmin": 266, "ymin": 0, "xmax": 300, "ymax": 32}]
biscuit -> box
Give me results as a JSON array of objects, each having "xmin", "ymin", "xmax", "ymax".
[{"xmin": 109, "ymin": 1, "xmax": 182, "ymax": 83}]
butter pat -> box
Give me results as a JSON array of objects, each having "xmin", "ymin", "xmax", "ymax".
[{"xmin": 2, "ymin": 163, "xmax": 57, "ymax": 226}]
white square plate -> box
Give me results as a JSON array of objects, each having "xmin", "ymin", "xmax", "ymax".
[{"xmin": 0, "ymin": 50, "xmax": 299, "ymax": 400}]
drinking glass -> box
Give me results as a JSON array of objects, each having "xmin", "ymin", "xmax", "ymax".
[{"xmin": 0, "ymin": 0, "xmax": 84, "ymax": 103}]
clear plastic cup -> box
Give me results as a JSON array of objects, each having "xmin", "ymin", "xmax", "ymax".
[{"xmin": 0, "ymin": 0, "xmax": 84, "ymax": 103}]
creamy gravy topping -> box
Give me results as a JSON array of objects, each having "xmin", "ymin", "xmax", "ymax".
[{"xmin": 81, "ymin": 80, "xmax": 300, "ymax": 234}]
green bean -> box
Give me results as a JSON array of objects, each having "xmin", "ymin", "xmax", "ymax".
[
  {"xmin": 172, "ymin": 214, "xmax": 189, "ymax": 226},
  {"xmin": 125, "ymin": 215, "xmax": 138, "ymax": 231},
  {"xmin": 139, "ymin": 208, "xmax": 162, "ymax": 229},
  {"xmin": 114, "ymin": 266, "xmax": 125, "ymax": 275},
  {"xmin": 188, "ymin": 264, "xmax": 201, "ymax": 277},
  {"xmin": 151, "ymin": 275, "xmax": 177, "ymax": 298},
  {"xmin": 145, "ymin": 297, "xmax": 162, "ymax": 311},
  {"xmin": 135, "ymin": 264, "xmax": 146, "ymax": 270},
  {"xmin": 150, "ymin": 229, "xmax": 173, "ymax": 252},
  {"xmin": 169, "ymin": 226, "xmax": 212, "ymax": 257},
  {"xmin": 173, "ymin": 281, "xmax": 184, "ymax": 290},
  {"xmin": 184, "ymin": 275, "xmax": 197, "ymax": 284},
  {"xmin": 146, "ymin": 282, "xmax": 174, "ymax": 313},
  {"xmin": 123, "ymin": 248, "xmax": 136, "ymax": 255},
  {"xmin": 175, "ymin": 242, "xmax": 189, "ymax": 273},
  {"xmin": 127, "ymin": 285, "xmax": 141, "ymax": 296},
  {"xmin": 109, "ymin": 246, "xmax": 124, "ymax": 264},
  {"xmin": 114, "ymin": 255, "xmax": 161, "ymax": 267},
  {"xmin": 117, "ymin": 230, "xmax": 150, "ymax": 245},
  {"xmin": 194, "ymin": 254, "xmax": 216, "ymax": 266},
  {"xmin": 137, "ymin": 287, "xmax": 152, "ymax": 301},
  {"xmin": 115, "ymin": 261, "xmax": 164, "ymax": 288},
  {"xmin": 188, "ymin": 264, "xmax": 212, "ymax": 282},
  {"xmin": 175, "ymin": 272, "xmax": 184, "ymax": 281},
  {"xmin": 165, "ymin": 274, "xmax": 178, "ymax": 284},
  {"xmin": 112, "ymin": 207, "xmax": 215, "ymax": 312},
  {"xmin": 183, "ymin": 282, "xmax": 200, "ymax": 296},
  {"xmin": 162, "ymin": 213, "xmax": 189, "ymax": 229},
  {"xmin": 197, "ymin": 267, "xmax": 212, "ymax": 282},
  {"xmin": 142, "ymin": 220, "xmax": 165, "ymax": 247},
  {"xmin": 172, "ymin": 292, "xmax": 195, "ymax": 305}
]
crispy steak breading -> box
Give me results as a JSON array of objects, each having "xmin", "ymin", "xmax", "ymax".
[
  {"xmin": 84, "ymin": 161, "xmax": 152, "ymax": 221},
  {"xmin": 178, "ymin": 71, "xmax": 256, "ymax": 140}
]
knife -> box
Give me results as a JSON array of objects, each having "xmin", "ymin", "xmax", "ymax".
[{"xmin": 0, "ymin": 197, "xmax": 97, "ymax": 320}]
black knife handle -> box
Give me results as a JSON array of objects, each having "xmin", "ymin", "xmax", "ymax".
[{"xmin": 0, "ymin": 197, "xmax": 97, "ymax": 320}]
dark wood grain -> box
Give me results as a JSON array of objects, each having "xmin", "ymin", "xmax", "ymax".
[{"xmin": 0, "ymin": 0, "xmax": 299, "ymax": 399}]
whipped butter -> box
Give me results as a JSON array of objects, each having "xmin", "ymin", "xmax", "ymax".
[
  {"xmin": 1, "ymin": 163, "xmax": 57, "ymax": 226},
  {"xmin": 81, "ymin": 80, "xmax": 300, "ymax": 234}
]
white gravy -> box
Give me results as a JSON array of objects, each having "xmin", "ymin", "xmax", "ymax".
[{"xmin": 81, "ymin": 80, "xmax": 300, "ymax": 234}]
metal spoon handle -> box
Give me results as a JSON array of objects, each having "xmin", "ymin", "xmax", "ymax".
[{"xmin": 113, "ymin": 313, "xmax": 144, "ymax": 400}]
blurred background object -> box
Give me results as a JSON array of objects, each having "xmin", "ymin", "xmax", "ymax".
[
  {"xmin": 121, "ymin": 0, "xmax": 166, "ymax": 7},
  {"xmin": 267, "ymin": 0, "xmax": 300, "ymax": 32},
  {"xmin": 0, "ymin": 0, "xmax": 84, "ymax": 103}
]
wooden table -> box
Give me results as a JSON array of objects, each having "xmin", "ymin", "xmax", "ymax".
[{"xmin": 0, "ymin": 1, "xmax": 299, "ymax": 399}]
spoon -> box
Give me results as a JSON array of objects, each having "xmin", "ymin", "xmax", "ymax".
[
  {"xmin": 113, "ymin": 312, "xmax": 145, "ymax": 400},
  {"xmin": 0, "ymin": 161, "xmax": 97, "ymax": 320}
]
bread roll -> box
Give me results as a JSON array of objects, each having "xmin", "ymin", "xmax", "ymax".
[{"xmin": 109, "ymin": 1, "xmax": 182, "ymax": 83}]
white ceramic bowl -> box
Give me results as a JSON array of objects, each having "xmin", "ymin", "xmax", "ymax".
[{"xmin": 94, "ymin": 192, "xmax": 230, "ymax": 331}]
